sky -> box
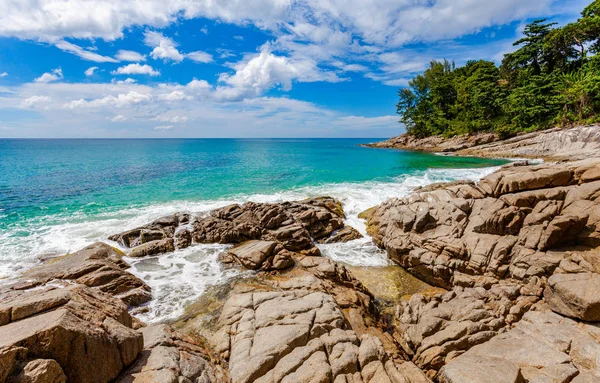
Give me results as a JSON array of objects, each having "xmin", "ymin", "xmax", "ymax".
[{"xmin": 0, "ymin": 0, "xmax": 590, "ymax": 138}]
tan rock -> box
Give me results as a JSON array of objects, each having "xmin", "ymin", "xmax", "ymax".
[{"xmin": 545, "ymin": 273, "xmax": 600, "ymax": 321}]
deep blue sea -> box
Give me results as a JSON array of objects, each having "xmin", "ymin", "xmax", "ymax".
[{"xmin": 0, "ymin": 138, "xmax": 507, "ymax": 321}]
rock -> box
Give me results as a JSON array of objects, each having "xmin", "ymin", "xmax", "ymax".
[
  {"xmin": 110, "ymin": 197, "xmax": 361, "ymax": 258},
  {"xmin": 322, "ymin": 226, "xmax": 363, "ymax": 244},
  {"xmin": 439, "ymin": 310, "xmax": 600, "ymax": 382},
  {"xmin": 109, "ymin": 213, "xmax": 189, "ymax": 248},
  {"xmin": 129, "ymin": 238, "xmax": 174, "ymax": 258},
  {"xmin": 438, "ymin": 355, "xmax": 524, "ymax": 383},
  {"xmin": 395, "ymin": 281, "xmax": 537, "ymax": 374},
  {"xmin": 19, "ymin": 242, "xmax": 151, "ymax": 307},
  {"xmin": 365, "ymin": 126, "xmax": 600, "ymax": 161},
  {"xmin": 366, "ymin": 159, "xmax": 600, "ymax": 289},
  {"xmin": 221, "ymin": 240, "xmax": 294, "ymax": 271},
  {"xmin": 545, "ymin": 273, "xmax": 600, "ymax": 321},
  {"xmin": 0, "ymin": 284, "xmax": 143, "ymax": 383},
  {"xmin": 116, "ymin": 325, "xmax": 227, "ymax": 383},
  {"xmin": 9, "ymin": 359, "xmax": 67, "ymax": 383},
  {"xmin": 212, "ymin": 289, "xmax": 428, "ymax": 383}
]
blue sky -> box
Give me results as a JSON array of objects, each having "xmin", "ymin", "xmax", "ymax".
[{"xmin": 0, "ymin": 0, "xmax": 590, "ymax": 138}]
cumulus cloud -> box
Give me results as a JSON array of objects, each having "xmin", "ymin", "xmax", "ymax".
[
  {"xmin": 63, "ymin": 91, "xmax": 151, "ymax": 109},
  {"xmin": 84, "ymin": 66, "xmax": 98, "ymax": 76},
  {"xmin": 145, "ymin": 31, "xmax": 184, "ymax": 62},
  {"xmin": 35, "ymin": 68, "xmax": 63, "ymax": 83},
  {"xmin": 187, "ymin": 51, "xmax": 213, "ymax": 63},
  {"xmin": 0, "ymin": 0, "xmax": 291, "ymax": 41},
  {"xmin": 154, "ymin": 125, "xmax": 174, "ymax": 130},
  {"xmin": 111, "ymin": 64, "xmax": 160, "ymax": 76},
  {"xmin": 0, "ymin": 72, "xmax": 8, "ymax": 78},
  {"xmin": 216, "ymin": 46, "xmax": 341, "ymax": 100},
  {"xmin": 115, "ymin": 50, "xmax": 146, "ymax": 62}
]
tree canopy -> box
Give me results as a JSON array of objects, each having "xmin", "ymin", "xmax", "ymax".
[{"xmin": 397, "ymin": 0, "xmax": 600, "ymax": 138}]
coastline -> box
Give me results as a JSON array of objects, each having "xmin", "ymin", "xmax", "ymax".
[
  {"xmin": 3, "ymin": 135, "xmax": 600, "ymax": 382},
  {"xmin": 363, "ymin": 125, "xmax": 600, "ymax": 162}
]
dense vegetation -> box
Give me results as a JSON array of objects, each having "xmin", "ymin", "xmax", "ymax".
[{"xmin": 397, "ymin": 1, "xmax": 600, "ymax": 138}]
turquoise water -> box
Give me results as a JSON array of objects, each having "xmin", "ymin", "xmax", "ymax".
[
  {"xmin": 1, "ymin": 139, "xmax": 504, "ymax": 224},
  {"xmin": 0, "ymin": 138, "xmax": 506, "ymax": 320}
]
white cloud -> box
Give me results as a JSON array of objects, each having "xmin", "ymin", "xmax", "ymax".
[
  {"xmin": 63, "ymin": 91, "xmax": 151, "ymax": 109},
  {"xmin": 0, "ymin": 0, "xmax": 291, "ymax": 41},
  {"xmin": 0, "ymin": 72, "xmax": 7, "ymax": 78},
  {"xmin": 84, "ymin": 66, "xmax": 98, "ymax": 76},
  {"xmin": 115, "ymin": 50, "xmax": 146, "ymax": 62},
  {"xmin": 154, "ymin": 125, "xmax": 174, "ymax": 130},
  {"xmin": 153, "ymin": 114, "xmax": 188, "ymax": 123},
  {"xmin": 21, "ymin": 95, "xmax": 51, "ymax": 107},
  {"xmin": 111, "ymin": 64, "xmax": 160, "ymax": 76},
  {"xmin": 187, "ymin": 51, "xmax": 213, "ymax": 63},
  {"xmin": 110, "ymin": 114, "xmax": 127, "ymax": 122},
  {"xmin": 216, "ymin": 46, "xmax": 341, "ymax": 100},
  {"xmin": 159, "ymin": 90, "xmax": 191, "ymax": 101},
  {"xmin": 145, "ymin": 31, "xmax": 184, "ymax": 62},
  {"xmin": 35, "ymin": 68, "xmax": 63, "ymax": 83},
  {"xmin": 111, "ymin": 78, "xmax": 137, "ymax": 84},
  {"xmin": 54, "ymin": 40, "xmax": 118, "ymax": 62}
]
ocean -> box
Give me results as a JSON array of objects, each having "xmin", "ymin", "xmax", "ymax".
[{"xmin": 0, "ymin": 138, "xmax": 507, "ymax": 321}]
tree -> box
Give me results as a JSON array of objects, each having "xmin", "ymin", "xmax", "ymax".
[{"xmin": 501, "ymin": 19, "xmax": 557, "ymax": 81}]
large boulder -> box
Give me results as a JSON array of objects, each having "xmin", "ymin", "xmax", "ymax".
[
  {"xmin": 545, "ymin": 273, "xmax": 600, "ymax": 321},
  {"xmin": 0, "ymin": 284, "xmax": 143, "ymax": 383},
  {"xmin": 219, "ymin": 240, "xmax": 294, "ymax": 271},
  {"xmin": 19, "ymin": 242, "xmax": 151, "ymax": 307}
]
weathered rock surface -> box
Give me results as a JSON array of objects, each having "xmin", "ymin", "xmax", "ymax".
[
  {"xmin": 364, "ymin": 125, "xmax": 600, "ymax": 161},
  {"xmin": 0, "ymin": 284, "xmax": 143, "ymax": 383},
  {"xmin": 211, "ymin": 286, "xmax": 430, "ymax": 383},
  {"xmin": 439, "ymin": 309, "xmax": 600, "ymax": 383},
  {"xmin": 110, "ymin": 197, "xmax": 362, "ymax": 258},
  {"xmin": 544, "ymin": 273, "xmax": 600, "ymax": 321},
  {"xmin": 366, "ymin": 159, "xmax": 600, "ymax": 290},
  {"xmin": 116, "ymin": 324, "xmax": 228, "ymax": 383},
  {"xmin": 396, "ymin": 281, "xmax": 540, "ymax": 376},
  {"xmin": 219, "ymin": 240, "xmax": 294, "ymax": 271},
  {"xmin": 363, "ymin": 157, "xmax": 600, "ymax": 380},
  {"xmin": 18, "ymin": 242, "xmax": 151, "ymax": 306}
]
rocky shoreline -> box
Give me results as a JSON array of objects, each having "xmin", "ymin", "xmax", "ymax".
[
  {"xmin": 363, "ymin": 125, "xmax": 600, "ymax": 161},
  {"xmin": 3, "ymin": 142, "xmax": 600, "ymax": 382}
]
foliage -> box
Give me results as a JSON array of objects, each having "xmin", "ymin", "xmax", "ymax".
[{"xmin": 397, "ymin": 1, "xmax": 600, "ymax": 137}]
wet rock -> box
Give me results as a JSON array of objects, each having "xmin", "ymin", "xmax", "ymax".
[
  {"xmin": 110, "ymin": 197, "xmax": 361, "ymax": 258},
  {"xmin": 545, "ymin": 273, "xmax": 600, "ymax": 321},
  {"xmin": 322, "ymin": 226, "xmax": 363, "ymax": 244},
  {"xmin": 220, "ymin": 240, "xmax": 294, "ymax": 271},
  {"xmin": 129, "ymin": 238, "xmax": 174, "ymax": 258}
]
